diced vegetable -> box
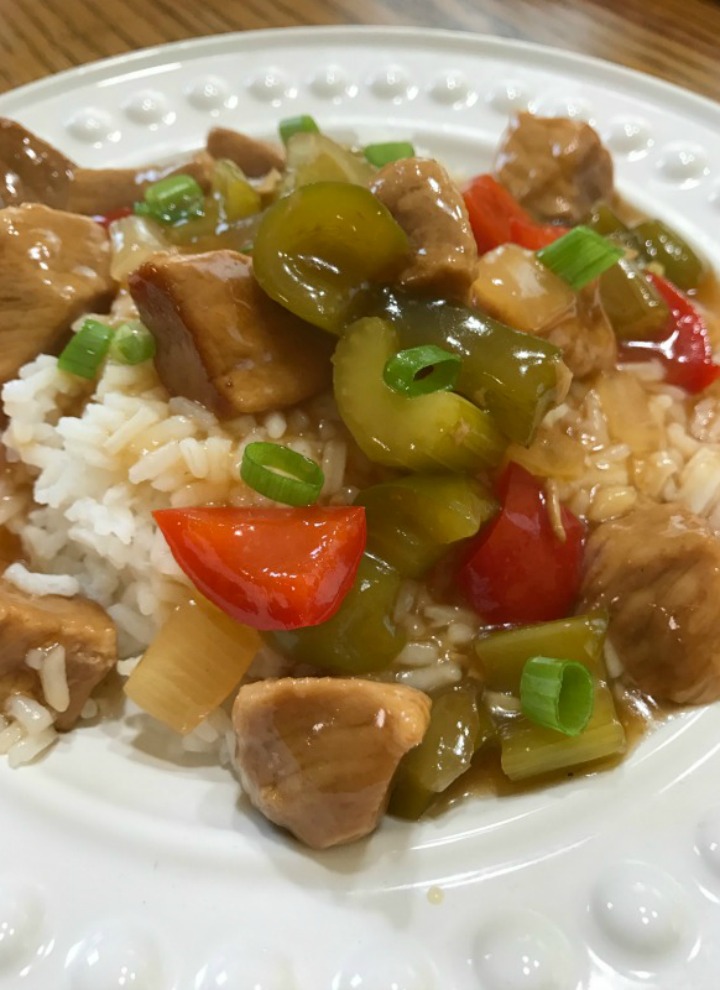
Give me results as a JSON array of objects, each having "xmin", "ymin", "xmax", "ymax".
[
  {"xmin": 124, "ymin": 596, "xmax": 261, "ymax": 734},
  {"xmin": 470, "ymin": 243, "xmax": 576, "ymax": 337},
  {"xmin": 109, "ymin": 321, "xmax": 156, "ymax": 365},
  {"xmin": 108, "ymin": 214, "xmax": 169, "ymax": 282},
  {"xmin": 357, "ymin": 474, "xmax": 497, "ymax": 578},
  {"xmin": 269, "ymin": 552, "xmax": 405, "ymax": 673},
  {"xmin": 499, "ymin": 684, "xmax": 626, "ymax": 781},
  {"xmin": 537, "ymin": 226, "xmax": 624, "ymax": 290},
  {"xmin": 520, "ymin": 656, "xmax": 595, "ymax": 736},
  {"xmin": 383, "ymin": 344, "xmax": 461, "ymax": 396},
  {"xmin": 600, "ymin": 256, "xmax": 670, "ymax": 339},
  {"xmin": 457, "ymin": 462, "xmax": 585, "ymax": 625},
  {"xmin": 633, "ymin": 218, "xmax": 705, "ymax": 292},
  {"xmin": 153, "ymin": 506, "xmax": 367, "ymax": 631},
  {"xmin": 57, "ymin": 318, "xmax": 114, "ymax": 379},
  {"xmin": 463, "ymin": 174, "xmax": 569, "ymax": 253},
  {"xmin": 253, "ymin": 182, "xmax": 408, "ymax": 333},
  {"xmin": 282, "ymin": 132, "xmax": 375, "ymax": 191},
  {"xmin": 211, "ymin": 159, "xmax": 261, "ymax": 222},
  {"xmin": 240, "ymin": 442, "xmax": 324, "ymax": 506},
  {"xmin": 586, "ymin": 203, "xmax": 629, "ymax": 239},
  {"xmin": 389, "ymin": 681, "xmax": 495, "ymax": 819},
  {"xmin": 373, "ymin": 288, "xmax": 567, "ymax": 446},
  {"xmin": 619, "ymin": 273, "xmax": 720, "ymax": 394},
  {"xmin": 363, "ymin": 141, "xmax": 415, "ymax": 167},
  {"xmin": 474, "ymin": 612, "xmax": 609, "ymax": 692},
  {"xmin": 595, "ymin": 372, "xmax": 663, "ymax": 454},
  {"xmin": 279, "ymin": 114, "xmax": 320, "ymax": 144},
  {"xmin": 334, "ymin": 317, "xmax": 507, "ymax": 473},
  {"xmin": 134, "ymin": 173, "xmax": 205, "ymax": 225},
  {"xmin": 93, "ymin": 205, "xmax": 133, "ymax": 229}
]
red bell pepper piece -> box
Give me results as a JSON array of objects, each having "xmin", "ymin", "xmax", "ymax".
[
  {"xmin": 93, "ymin": 205, "xmax": 134, "ymax": 229},
  {"xmin": 619, "ymin": 273, "xmax": 720, "ymax": 394},
  {"xmin": 154, "ymin": 505, "xmax": 367, "ymax": 631},
  {"xmin": 463, "ymin": 174, "xmax": 568, "ymax": 254},
  {"xmin": 457, "ymin": 462, "xmax": 585, "ymax": 625}
]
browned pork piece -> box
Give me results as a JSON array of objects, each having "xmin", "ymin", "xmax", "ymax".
[
  {"xmin": 0, "ymin": 117, "xmax": 214, "ymax": 216},
  {"xmin": 495, "ymin": 112, "xmax": 613, "ymax": 224},
  {"xmin": 206, "ymin": 127, "xmax": 285, "ymax": 178},
  {"xmin": 0, "ymin": 203, "xmax": 115, "ymax": 382},
  {"xmin": 0, "ymin": 579, "xmax": 117, "ymax": 729},
  {"xmin": 128, "ymin": 249, "xmax": 334, "ymax": 416},
  {"xmin": 581, "ymin": 500, "xmax": 720, "ymax": 705},
  {"xmin": 371, "ymin": 157, "xmax": 478, "ymax": 299},
  {"xmin": 232, "ymin": 677, "xmax": 432, "ymax": 849}
]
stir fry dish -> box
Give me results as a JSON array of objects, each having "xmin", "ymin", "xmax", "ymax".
[{"xmin": 1, "ymin": 110, "xmax": 719, "ymax": 849}]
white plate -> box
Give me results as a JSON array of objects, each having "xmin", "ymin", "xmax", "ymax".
[{"xmin": 1, "ymin": 26, "xmax": 720, "ymax": 990}]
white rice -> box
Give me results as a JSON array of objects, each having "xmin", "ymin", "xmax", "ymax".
[
  {"xmin": 1, "ymin": 352, "xmax": 358, "ymax": 657},
  {"xmin": 38, "ymin": 645, "xmax": 70, "ymax": 713},
  {"xmin": 3, "ymin": 562, "xmax": 79, "ymax": 598}
]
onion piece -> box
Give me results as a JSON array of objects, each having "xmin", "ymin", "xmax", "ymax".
[
  {"xmin": 109, "ymin": 214, "xmax": 170, "ymax": 282},
  {"xmin": 124, "ymin": 597, "xmax": 261, "ymax": 734}
]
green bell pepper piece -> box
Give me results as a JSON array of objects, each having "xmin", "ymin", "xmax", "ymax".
[
  {"xmin": 253, "ymin": 182, "xmax": 408, "ymax": 333},
  {"xmin": 633, "ymin": 218, "xmax": 705, "ymax": 292},
  {"xmin": 334, "ymin": 317, "xmax": 507, "ymax": 473},
  {"xmin": 600, "ymin": 256, "xmax": 670, "ymax": 339},
  {"xmin": 389, "ymin": 680, "xmax": 496, "ymax": 820},
  {"xmin": 368, "ymin": 289, "xmax": 566, "ymax": 446},
  {"xmin": 356, "ymin": 474, "xmax": 498, "ymax": 578},
  {"xmin": 268, "ymin": 551, "xmax": 405, "ymax": 674}
]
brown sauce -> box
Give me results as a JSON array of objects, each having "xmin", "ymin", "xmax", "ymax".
[{"xmin": 430, "ymin": 686, "xmax": 663, "ymax": 816}]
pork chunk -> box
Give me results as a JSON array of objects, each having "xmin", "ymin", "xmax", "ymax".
[
  {"xmin": 581, "ymin": 500, "xmax": 720, "ymax": 704},
  {"xmin": 207, "ymin": 127, "xmax": 284, "ymax": 178},
  {"xmin": 65, "ymin": 152, "xmax": 215, "ymax": 217},
  {"xmin": 232, "ymin": 677, "xmax": 431, "ymax": 849},
  {"xmin": 495, "ymin": 112, "xmax": 613, "ymax": 224},
  {"xmin": 0, "ymin": 578, "xmax": 117, "ymax": 728},
  {"xmin": 0, "ymin": 117, "xmax": 214, "ymax": 216},
  {"xmin": 371, "ymin": 158, "xmax": 478, "ymax": 299},
  {"xmin": 0, "ymin": 204, "xmax": 115, "ymax": 382},
  {"xmin": 128, "ymin": 250, "xmax": 334, "ymax": 416},
  {"xmin": 0, "ymin": 118, "xmax": 74, "ymax": 209}
]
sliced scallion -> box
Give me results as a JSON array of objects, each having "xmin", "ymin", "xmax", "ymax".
[
  {"xmin": 520, "ymin": 656, "xmax": 594, "ymax": 736},
  {"xmin": 537, "ymin": 226, "xmax": 624, "ymax": 290},
  {"xmin": 134, "ymin": 174, "xmax": 205, "ymax": 225},
  {"xmin": 57, "ymin": 319, "xmax": 114, "ymax": 380},
  {"xmin": 240, "ymin": 442, "xmax": 324, "ymax": 506},
  {"xmin": 279, "ymin": 114, "xmax": 320, "ymax": 145},
  {"xmin": 109, "ymin": 321, "xmax": 156, "ymax": 365},
  {"xmin": 383, "ymin": 344, "xmax": 461, "ymax": 397},
  {"xmin": 363, "ymin": 141, "xmax": 415, "ymax": 167}
]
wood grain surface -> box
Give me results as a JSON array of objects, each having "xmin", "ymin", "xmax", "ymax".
[{"xmin": 0, "ymin": 0, "xmax": 718, "ymax": 102}]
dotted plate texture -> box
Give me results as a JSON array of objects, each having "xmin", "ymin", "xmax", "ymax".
[{"xmin": 1, "ymin": 26, "xmax": 720, "ymax": 990}]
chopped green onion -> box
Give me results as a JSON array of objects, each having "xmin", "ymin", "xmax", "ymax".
[
  {"xmin": 363, "ymin": 141, "xmax": 415, "ymax": 168},
  {"xmin": 57, "ymin": 319, "xmax": 114, "ymax": 380},
  {"xmin": 240, "ymin": 442, "xmax": 324, "ymax": 506},
  {"xmin": 279, "ymin": 115, "xmax": 320, "ymax": 145},
  {"xmin": 134, "ymin": 174, "xmax": 205, "ymax": 225},
  {"xmin": 537, "ymin": 226, "xmax": 624, "ymax": 290},
  {"xmin": 109, "ymin": 321, "xmax": 156, "ymax": 365},
  {"xmin": 383, "ymin": 345, "xmax": 461, "ymax": 397},
  {"xmin": 520, "ymin": 656, "xmax": 594, "ymax": 736}
]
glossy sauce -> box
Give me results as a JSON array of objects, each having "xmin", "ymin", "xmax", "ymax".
[{"xmin": 432, "ymin": 686, "xmax": 661, "ymax": 814}]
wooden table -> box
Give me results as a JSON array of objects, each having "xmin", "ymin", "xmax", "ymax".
[{"xmin": 0, "ymin": 0, "xmax": 717, "ymax": 102}]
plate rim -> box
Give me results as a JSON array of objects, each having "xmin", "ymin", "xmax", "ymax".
[{"xmin": 0, "ymin": 23, "xmax": 718, "ymax": 124}]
